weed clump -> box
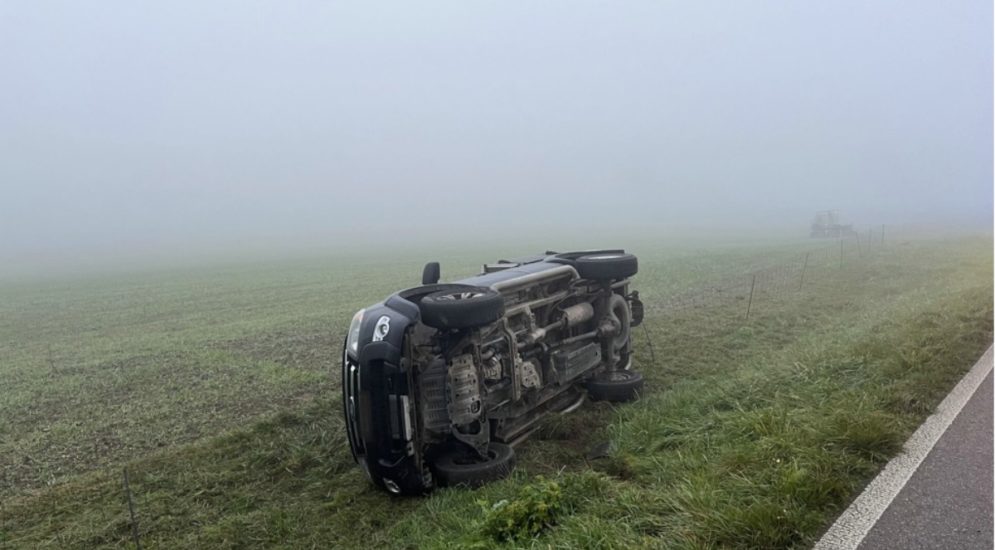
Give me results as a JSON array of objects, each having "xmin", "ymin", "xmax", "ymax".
[
  {"xmin": 479, "ymin": 477, "xmax": 562, "ymax": 542},
  {"xmin": 826, "ymin": 409, "xmax": 904, "ymax": 460}
]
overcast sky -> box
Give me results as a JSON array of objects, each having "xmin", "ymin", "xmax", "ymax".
[{"xmin": 1, "ymin": 1, "xmax": 991, "ymax": 269}]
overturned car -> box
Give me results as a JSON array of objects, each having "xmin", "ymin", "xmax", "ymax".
[{"xmin": 342, "ymin": 250, "xmax": 644, "ymax": 495}]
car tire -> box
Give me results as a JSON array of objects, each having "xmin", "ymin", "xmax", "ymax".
[
  {"xmin": 432, "ymin": 442, "xmax": 515, "ymax": 488},
  {"xmin": 586, "ymin": 370, "xmax": 644, "ymax": 402},
  {"xmin": 574, "ymin": 253, "xmax": 638, "ymax": 281},
  {"xmin": 419, "ymin": 285, "xmax": 505, "ymax": 330}
]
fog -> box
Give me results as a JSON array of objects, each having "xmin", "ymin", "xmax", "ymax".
[{"xmin": 2, "ymin": 1, "xmax": 991, "ymax": 274}]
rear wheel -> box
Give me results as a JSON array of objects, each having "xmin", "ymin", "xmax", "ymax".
[
  {"xmin": 418, "ymin": 285, "xmax": 505, "ymax": 330},
  {"xmin": 431, "ymin": 442, "xmax": 515, "ymax": 488},
  {"xmin": 574, "ymin": 253, "xmax": 638, "ymax": 280},
  {"xmin": 586, "ymin": 370, "xmax": 644, "ymax": 402}
]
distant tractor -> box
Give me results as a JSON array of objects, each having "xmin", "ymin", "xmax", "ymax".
[{"xmin": 810, "ymin": 210, "xmax": 855, "ymax": 238}]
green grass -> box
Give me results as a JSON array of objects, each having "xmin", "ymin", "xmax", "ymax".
[{"xmin": 1, "ymin": 235, "xmax": 991, "ymax": 549}]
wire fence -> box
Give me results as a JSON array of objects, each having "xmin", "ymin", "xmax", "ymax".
[{"xmin": 646, "ymin": 229, "xmax": 889, "ymax": 320}]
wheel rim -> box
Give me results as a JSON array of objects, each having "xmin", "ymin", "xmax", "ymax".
[
  {"xmin": 435, "ymin": 291, "xmax": 486, "ymax": 301},
  {"xmin": 442, "ymin": 449, "xmax": 498, "ymax": 469},
  {"xmin": 601, "ymin": 370, "xmax": 633, "ymax": 382},
  {"xmin": 450, "ymin": 448, "xmax": 497, "ymax": 466}
]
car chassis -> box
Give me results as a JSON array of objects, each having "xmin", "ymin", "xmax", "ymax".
[{"xmin": 342, "ymin": 250, "xmax": 644, "ymax": 495}]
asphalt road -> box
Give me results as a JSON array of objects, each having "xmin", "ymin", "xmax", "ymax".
[{"xmin": 856, "ymin": 371, "xmax": 993, "ymax": 550}]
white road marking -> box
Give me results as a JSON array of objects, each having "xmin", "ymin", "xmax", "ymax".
[{"xmin": 814, "ymin": 345, "xmax": 994, "ymax": 550}]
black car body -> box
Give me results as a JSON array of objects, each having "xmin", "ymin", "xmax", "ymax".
[{"xmin": 342, "ymin": 250, "xmax": 644, "ymax": 495}]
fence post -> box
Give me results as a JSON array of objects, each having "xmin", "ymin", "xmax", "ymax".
[
  {"xmin": 745, "ymin": 274, "xmax": 757, "ymax": 320},
  {"xmin": 881, "ymin": 224, "xmax": 885, "ymax": 245},
  {"xmin": 123, "ymin": 469, "xmax": 141, "ymax": 550},
  {"xmin": 855, "ymin": 232, "xmax": 862, "ymax": 257},
  {"xmin": 799, "ymin": 252, "xmax": 809, "ymax": 289},
  {"xmin": 840, "ymin": 239, "xmax": 844, "ymax": 269}
]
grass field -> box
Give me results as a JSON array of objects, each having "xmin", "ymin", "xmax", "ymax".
[{"xmin": 1, "ymin": 234, "xmax": 991, "ymax": 549}]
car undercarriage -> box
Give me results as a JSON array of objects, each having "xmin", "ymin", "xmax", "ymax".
[{"xmin": 342, "ymin": 250, "xmax": 644, "ymax": 495}]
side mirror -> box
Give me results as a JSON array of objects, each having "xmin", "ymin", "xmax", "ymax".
[{"xmin": 422, "ymin": 262, "xmax": 440, "ymax": 285}]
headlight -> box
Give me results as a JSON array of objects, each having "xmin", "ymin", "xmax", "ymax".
[{"xmin": 346, "ymin": 308, "xmax": 365, "ymax": 356}]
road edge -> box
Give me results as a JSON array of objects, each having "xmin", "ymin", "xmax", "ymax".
[{"xmin": 813, "ymin": 344, "xmax": 994, "ymax": 550}]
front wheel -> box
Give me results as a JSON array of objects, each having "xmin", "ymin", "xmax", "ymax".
[
  {"xmin": 418, "ymin": 285, "xmax": 505, "ymax": 330},
  {"xmin": 431, "ymin": 442, "xmax": 515, "ymax": 488}
]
